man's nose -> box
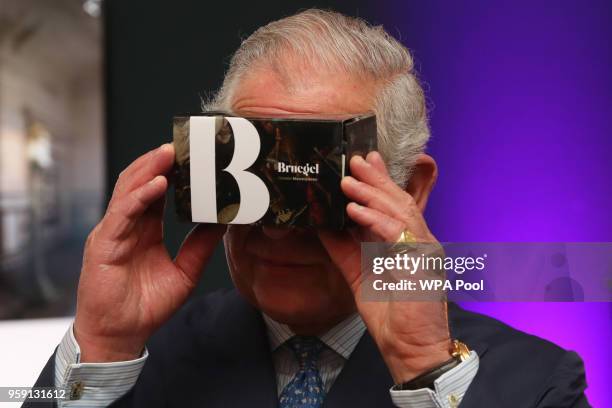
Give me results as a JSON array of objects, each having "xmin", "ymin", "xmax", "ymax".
[
  {"xmin": 260, "ymin": 225, "xmax": 315, "ymax": 240},
  {"xmin": 261, "ymin": 225, "xmax": 294, "ymax": 239}
]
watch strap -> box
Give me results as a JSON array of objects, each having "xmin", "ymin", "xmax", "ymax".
[
  {"xmin": 392, "ymin": 340, "xmax": 471, "ymax": 391},
  {"xmin": 392, "ymin": 357, "xmax": 461, "ymax": 391}
]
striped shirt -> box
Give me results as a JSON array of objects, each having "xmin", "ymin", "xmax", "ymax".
[
  {"xmin": 55, "ymin": 314, "xmax": 478, "ymax": 407},
  {"xmin": 262, "ymin": 312, "xmax": 366, "ymax": 394}
]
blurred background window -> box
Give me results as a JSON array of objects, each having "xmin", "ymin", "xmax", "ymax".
[{"xmin": 0, "ymin": 0, "xmax": 104, "ymax": 319}]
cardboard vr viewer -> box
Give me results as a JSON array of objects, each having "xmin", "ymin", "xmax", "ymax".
[{"xmin": 173, "ymin": 112, "xmax": 377, "ymax": 229}]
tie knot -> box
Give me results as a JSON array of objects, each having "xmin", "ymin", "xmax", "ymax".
[{"xmin": 286, "ymin": 336, "xmax": 324, "ymax": 368}]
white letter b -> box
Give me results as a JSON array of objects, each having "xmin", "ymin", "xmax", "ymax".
[{"xmin": 189, "ymin": 116, "xmax": 270, "ymax": 224}]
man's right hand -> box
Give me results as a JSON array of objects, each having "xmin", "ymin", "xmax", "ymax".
[{"xmin": 73, "ymin": 143, "xmax": 225, "ymax": 362}]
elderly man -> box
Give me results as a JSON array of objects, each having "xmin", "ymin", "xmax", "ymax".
[{"xmin": 30, "ymin": 9, "xmax": 588, "ymax": 408}]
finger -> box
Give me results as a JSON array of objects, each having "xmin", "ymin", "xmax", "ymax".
[
  {"xmin": 349, "ymin": 154, "xmax": 405, "ymax": 201},
  {"xmin": 111, "ymin": 143, "xmax": 175, "ymax": 201},
  {"xmin": 346, "ymin": 202, "xmax": 404, "ymax": 242},
  {"xmin": 317, "ymin": 230, "xmax": 362, "ymax": 293},
  {"xmin": 349, "ymin": 155, "xmax": 422, "ymax": 221},
  {"xmin": 174, "ymin": 224, "xmax": 227, "ymax": 286},
  {"xmin": 136, "ymin": 194, "xmax": 167, "ymax": 246},
  {"xmin": 341, "ymin": 176, "xmax": 407, "ymax": 222},
  {"xmin": 365, "ymin": 151, "xmax": 389, "ymax": 176},
  {"xmin": 101, "ymin": 175, "xmax": 168, "ymax": 240}
]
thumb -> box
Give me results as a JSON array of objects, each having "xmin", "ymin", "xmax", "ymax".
[
  {"xmin": 174, "ymin": 224, "xmax": 227, "ymax": 284},
  {"xmin": 317, "ymin": 230, "xmax": 362, "ymax": 294}
]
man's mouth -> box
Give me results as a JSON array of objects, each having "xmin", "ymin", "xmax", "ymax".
[{"xmin": 252, "ymin": 254, "xmax": 317, "ymax": 268}]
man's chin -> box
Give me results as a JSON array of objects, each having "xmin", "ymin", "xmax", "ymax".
[{"xmin": 251, "ymin": 284, "xmax": 336, "ymax": 328}]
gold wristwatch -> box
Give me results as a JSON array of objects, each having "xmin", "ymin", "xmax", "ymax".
[
  {"xmin": 393, "ymin": 339, "xmax": 471, "ymax": 391},
  {"xmin": 451, "ymin": 339, "xmax": 471, "ymax": 362}
]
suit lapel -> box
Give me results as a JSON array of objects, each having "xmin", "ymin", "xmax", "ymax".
[
  {"xmin": 323, "ymin": 332, "xmax": 395, "ymax": 407},
  {"xmin": 192, "ymin": 291, "xmax": 278, "ymax": 408}
]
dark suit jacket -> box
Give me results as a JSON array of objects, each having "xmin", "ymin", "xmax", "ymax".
[{"xmin": 27, "ymin": 289, "xmax": 589, "ymax": 407}]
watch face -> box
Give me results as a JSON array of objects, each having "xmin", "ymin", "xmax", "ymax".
[{"xmin": 452, "ymin": 340, "xmax": 471, "ymax": 362}]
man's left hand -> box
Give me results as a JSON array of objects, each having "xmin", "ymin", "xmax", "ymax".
[{"xmin": 318, "ymin": 151, "xmax": 452, "ymax": 384}]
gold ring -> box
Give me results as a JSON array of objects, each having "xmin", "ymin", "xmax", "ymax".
[
  {"xmin": 389, "ymin": 229, "xmax": 417, "ymax": 254},
  {"xmin": 396, "ymin": 229, "xmax": 417, "ymax": 244}
]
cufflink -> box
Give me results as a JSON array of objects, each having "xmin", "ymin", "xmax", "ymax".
[
  {"xmin": 70, "ymin": 381, "xmax": 84, "ymax": 400},
  {"xmin": 448, "ymin": 393, "xmax": 460, "ymax": 408}
]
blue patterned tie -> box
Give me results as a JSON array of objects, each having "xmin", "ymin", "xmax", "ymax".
[{"xmin": 279, "ymin": 336, "xmax": 325, "ymax": 408}]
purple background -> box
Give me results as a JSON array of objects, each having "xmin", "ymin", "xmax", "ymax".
[{"xmin": 366, "ymin": 1, "xmax": 612, "ymax": 406}]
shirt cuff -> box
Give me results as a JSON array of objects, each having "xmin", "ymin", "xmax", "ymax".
[
  {"xmin": 54, "ymin": 323, "xmax": 148, "ymax": 407},
  {"xmin": 389, "ymin": 350, "xmax": 479, "ymax": 408}
]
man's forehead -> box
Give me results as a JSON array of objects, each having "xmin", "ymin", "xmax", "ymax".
[{"xmin": 230, "ymin": 64, "xmax": 376, "ymax": 117}]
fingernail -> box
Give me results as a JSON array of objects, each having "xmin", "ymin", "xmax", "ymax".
[
  {"xmin": 149, "ymin": 175, "xmax": 163, "ymax": 184},
  {"xmin": 352, "ymin": 155, "xmax": 364, "ymax": 164},
  {"xmin": 343, "ymin": 176, "xmax": 357, "ymax": 185},
  {"xmin": 349, "ymin": 202, "xmax": 362, "ymax": 211}
]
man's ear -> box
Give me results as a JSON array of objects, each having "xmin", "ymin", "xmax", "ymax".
[{"xmin": 405, "ymin": 153, "xmax": 438, "ymax": 213}]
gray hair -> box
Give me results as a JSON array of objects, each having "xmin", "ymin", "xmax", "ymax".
[{"xmin": 203, "ymin": 9, "xmax": 430, "ymax": 187}]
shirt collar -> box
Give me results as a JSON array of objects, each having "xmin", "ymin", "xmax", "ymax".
[{"xmin": 262, "ymin": 312, "xmax": 366, "ymax": 360}]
